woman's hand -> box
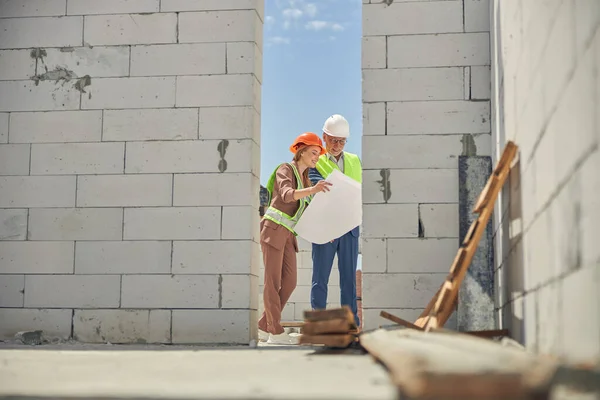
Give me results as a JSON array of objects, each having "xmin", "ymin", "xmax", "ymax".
[{"xmin": 312, "ymin": 180, "xmax": 332, "ymax": 194}]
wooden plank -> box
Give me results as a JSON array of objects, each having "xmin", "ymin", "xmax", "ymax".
[
  {"xmin": 299, "ymin": 334, "xmax": 355, "ymax": 348},
  {"xmin": 380, "ymin": 311, "xmax": 424, "ymax": 331},
  {"xmin": 302, "ymin": 318, "xmax": 352, "ymax": 335},
  {"xmin": 473, "ymin": 141, "xmax": 517, "ymax": 213},
  {"xmin": 281, "ymin": 321, "xmax": 304, "ymax": 328},
  {"xmin": 359, "ymin": 328, "xmax": 556, "ymax": 399},
  {"xmin": 303, "ymin": 306, "xmax": 354, "ymax": 323}
]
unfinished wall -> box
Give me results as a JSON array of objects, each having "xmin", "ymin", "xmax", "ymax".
[
  {"xmin": 0, "ymin": 0, "xmax": 263, "ymax": 344},
  {"xmin": 361, "ymin": 0, "xmax": 492, "ymax": 330},
  {"xmin": 492, "ymin": 0, "xmax": 600, "ymax": 361}
]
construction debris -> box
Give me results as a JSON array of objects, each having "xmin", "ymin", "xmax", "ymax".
[{"xmin": 299, "ymin": 306, "xmax": 359, "ymax": 348}]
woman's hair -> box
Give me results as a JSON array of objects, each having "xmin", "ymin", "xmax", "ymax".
[{"xmin": 293, "ymin": 146, "xmax": 313, "ymax": 189}]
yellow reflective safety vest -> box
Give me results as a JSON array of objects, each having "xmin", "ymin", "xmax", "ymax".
[
  {"xmin": 315, "ymin": 152, "xmax": 362, "ymax": 183},
  {"xmin": 263, "ymin": 163, "xmax": 310, "ymax": 235}
]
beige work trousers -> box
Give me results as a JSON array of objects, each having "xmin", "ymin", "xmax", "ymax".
[{"xmin": 258, "ymin": 220, "xmax": 298, "ymax": 335}]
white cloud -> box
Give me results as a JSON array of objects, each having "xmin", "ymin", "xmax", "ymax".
[
  {"xmin": 282, "ymin": 8, "xmax": 303, "ymax": 19},
  {"xmin": 305, "ymin": 20, "xmax": 329, "ymax": 31},
  {"xmin": 265, "ymin": 15, "xmax": 275, "ymax": 24},
  {"xmin": 267, "ymin": 36, "xmax": 291, "ymax": 45},
  {"xmin": 283, "ymin": 20, "xmax": 291, "ymax": 30},
  {"xmin": 304, "ymin": 3, "xmax": 317, "ymax": 17},
  {"xmin": 305, "ymin": 20, "xmax": 345, "ymax": 32},
  {"xmin": 329, "ymin": 36, "xmax": 336, "ymax": 41}
]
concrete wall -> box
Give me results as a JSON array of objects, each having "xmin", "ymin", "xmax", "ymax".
[
  {"xmin": 491, "ymin": 0, "xmax": 600, "ymax": 361},
  {"xmin": 0, "ymin": 0, "xmax": 264, "ymax": 344},
  {"xmin": 360, "ymin": 0, "xmax": 492, "ymax": 330}
]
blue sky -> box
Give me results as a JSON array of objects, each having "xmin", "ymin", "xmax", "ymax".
[{"xmin": 260, "ymin": 0, "xmax": 362, "ymax": 185}]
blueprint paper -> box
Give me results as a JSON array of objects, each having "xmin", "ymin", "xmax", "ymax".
[{"xmin": 294, "ymin": 169, "xmax": 362, "ymax": 244}]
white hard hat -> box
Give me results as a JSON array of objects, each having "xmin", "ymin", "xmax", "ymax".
[{"xmin": 322, "ymin": 114, "xmax": 349, "ymax": 138}]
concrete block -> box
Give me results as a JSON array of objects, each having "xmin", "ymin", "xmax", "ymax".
[
  {"xmin": 222, "ymin": 205, "xmax": 258, "ymax": 240},
  {"xmin": 559, "ymin": 265, "xmax": 600, "ymax": 361},
  {"xmin": 362, "ymin": 134, "xmax": 491, "ymax": 169},
  {"xmin": 0, "ymin": 309, "xmax": 72, "ymax": 340},
  {"xmin": 0, "ymin": 209, "xmax": 27, "ymax": 241},
  {"xmin": 161, "ymin": 0, "xmax": 258, "ymax": 13},
  {"xmin": 363, "ymin": 1, "xmax": 462, "ymax": 36},
  {"xmin": 580, "ymin": 151, "xmax": 600, "ymax": 267},
  {"xmin": 172, "ymin": 309, "xmax": 254, "ymax": 344},
  {"xmin": 0, "ymin": 241, "xmax": 74, "ymax": 274},
  {"xmin": 550, "ymin": 43, "xmax": 596, "ymax": 187},
  {"xmin": 131, "ymin": 43, "xmax": 225, "ymax": 77},
  {"xmin": 0, "ymin": 176, "xmax": 76, "ymax": 208},
  {"xmin": 29, "ymin": 208, "xmax": 123, "ymax": 241},
  {"xmin": 124, "ymin": 207, "xmax": 221, "ymax": 240},
  {"xmin": 25, "ymin": 275, "xmax": 120, "ymax": 308},
  {"xmin": 84, "ymin": 13, "xmax": 176, "ymax": 46},
  {"xmin": 470, "ymin": 66, "xmax": 491, "ymax": 99},
  {"xmin": 174, "ymin": 173, "xmax": 257, "ymax": 207},
  {"xmin": 363, "ymin": 169, "xmax": 458, "ymax": 204},
  {"xmin": 361, "ymin": 238, "xmax": 386, "ymax": 273},
  {"xmin": 126, "ymin": 139, "xmax": 254, "ymax": 174},
  {"xmin": 177, "ymin": 74, "xmax": 259, "ymax": 108},
  {"xmin": 179, "ymin": 10, "xmax": 260, "ymax": 46},
  {"xmin": 362, "ymin": 36, "xmax": 386, "ymax": 69},
  {"xmin": 0, "ymin": 50, "xmax": 36, "ymax": 80},
  {"xmin": 9, "ymin": 111, "xmax": 102, "ymax": 143},
  {"xmin": 68, "ymin": 0, "xmax": 159, "ymax": 15},
  {"xmin": 82, "ymin": 77, "xmax": 176, "ymax": 110},
  {"xmin": 574, "ymin": 0, "xmax": 600, "ymax": 58},
  {"xmin": 173, "ymin": 240, "xmax": 254, "ymax": 274},
  {"xmin": 227, "ymin": 42, "xmax": 262, "ymax": 82},
  {"xmin": 0, "ymin": 81, "xmax": 80, "ymax": 112},
  {"xmin": 536, "ymin": 282, "xmax": 561, "ymax": 355},
  {"xmin": 77, "ymin": 174, "xmax": 172, "ymax": 207},
  {"xmin": 0, "ymin": 144, "xmax": 30, "ymax": 175},
  {"xmin": 0, "ymin": 0, "xmax": 66, "ymax": 17},
  {"xmin": 199, "ymin": 106, "xmax": 259, "ymax": 141},
  {"xmin": 540, "ymin": 0, "xmax": 576, "ymax": 116},
  {"xmin": 388, "ymin": 33, "xmax": 490, "ymax": 68},
  {"xmin": 103, "ymin": 108, "xmax": 197, "ymax": 142},
  {"xmin": 75, "ymin": 241, "xmax": 171, "ymax": 274},
  {"xmin": 0, "ymin": 275, "xmax": 24, "ymax": 307},
  {"xmin": 0, "ymin": 113, "xmax": 7, "ymax": 143},
  {"xmin": 0, "ymin": 16, "xmax": 82, "ymax": 49},
  {"xmin": 464, "ymin": 0, "xmax": 490, "ymax": 32},
  {"xmin": 31, "ymin": 142, "xmax": 124, "ymax": 175},
  {"xmin": 363, "ymin": 273, "xmax": 446, "ymax": 308},
  {"xmin": 420, "ymin": 203, "xmax": 459, "ymax": 238},
  {"xmin": 41, "ymin": 46, "xmax": 130, "ymax": 78},
  {"xmin": 387, "ymin": 239, "xmax": 458, "ymax": 273},
  {"xmin": 74, "ymin": 309, "xmax": 171, "ymax": 344},
  {"xmin": 523, "ymin": 208, "xmax": 558, "ymax": 291},
  {"xmin": 362, "ymin": 308, "xmax": 424, "ymax": 331},
  {"xmin": 122, "ymin": 275, "xmax": 219, "ymax": 308},
  {"xmin": 363, "ymin": 68, "xmax": 464, "ymax": 102},
  {"xmin": 363, "ymin": 204, "xmax": 419, "ymax": 238},
  {"xmin": 362, "ymin": 102, "xmax": 385, "ymax": 136},
  {"xmin": 387, "ymin": 100, "xmax": 490, "ymax": 135},
  {"xmin": 222, "ymin": 274, "xmax": 258, "ymax": 309}
]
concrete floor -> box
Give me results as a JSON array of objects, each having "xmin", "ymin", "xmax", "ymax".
[{"xmin": 0, "ymin": 343, "xmax": 396, "ymax": 400}]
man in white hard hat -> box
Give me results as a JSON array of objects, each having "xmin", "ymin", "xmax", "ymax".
[{"xmin": 308, "ymin": 114, "xmax": 362, "ymax": 327}]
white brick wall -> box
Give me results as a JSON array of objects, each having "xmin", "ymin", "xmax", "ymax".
[
  {"xmin": 491, "ymin": 0, "xmax": 600, "ymax": 361},
  {"xmin": 361, "ymin": 0, "xmax": 491, "ymax": 330},
  {"xmin": 0, "ymin": 1, "xmax": 263, "ymax": 344}
]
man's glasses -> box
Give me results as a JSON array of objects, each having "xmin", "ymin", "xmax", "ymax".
[{"xmin": 329, "ymin": 138, "xmax": 347, "ymax": 145}]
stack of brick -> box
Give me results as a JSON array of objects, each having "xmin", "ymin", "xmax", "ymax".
[
  {"xmin": 360, "ymin": 0, "xmax": 491, "ymax": 330},
  {"xmin": 0, "ymin": 0, "xmax": 264, "ymax": 345}
]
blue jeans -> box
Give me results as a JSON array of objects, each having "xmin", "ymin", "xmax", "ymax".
[{"xmin": 310, "ymin": 228, "xmax": 360, "ymax": 326}]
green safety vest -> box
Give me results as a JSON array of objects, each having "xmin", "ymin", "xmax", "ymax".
[
  {"xmin": 263, "ymin": 163, "xmax": 310, "ymax": 235},
  {"xmin": 315, "ymin": 152, "xmax": 362, "ymax": 183}
]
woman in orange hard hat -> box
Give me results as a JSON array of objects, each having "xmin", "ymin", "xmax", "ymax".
[{"xmin": 258, "ymin": 132, "xmax": 332, "ymax": 345}]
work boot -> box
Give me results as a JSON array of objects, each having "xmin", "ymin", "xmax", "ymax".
[
  {"xmin": 267, "ymin": 332, "xmax": 298, "ymax": 345},
  {"xmin": 258, "ymin": 329, "xmax": 269, "ymax": 342}
]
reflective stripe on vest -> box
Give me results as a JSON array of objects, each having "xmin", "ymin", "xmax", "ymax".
[
  {"xmin": 315, "ymin": 152, "xmax": 362, "ymax": 183},
  {"xmin": 263, "ymin": 162, "xmax": 309, "ymax": 235}
]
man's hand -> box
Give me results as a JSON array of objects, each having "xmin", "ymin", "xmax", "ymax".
[{"xmin": 311, "ymin": 180, "xmax": 332, "ymax": 194}]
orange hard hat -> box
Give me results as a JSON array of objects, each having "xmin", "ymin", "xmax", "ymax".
[{"xmin": 289, "ymin": 132, "xmax": 327, "ymax": 155}]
